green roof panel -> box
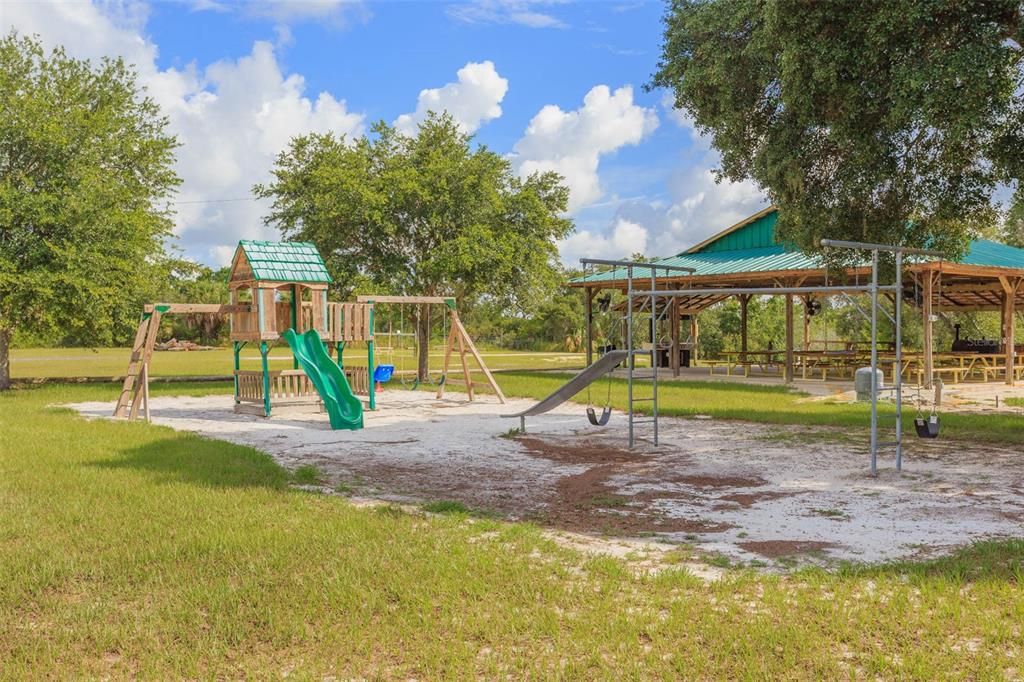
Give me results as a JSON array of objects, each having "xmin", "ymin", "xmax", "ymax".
[
  {"xmin": 236, "ymin": 240, "xmax": 332, "ymax": 284},
  {"xmin": 692, "ymin": 211, "xmax": 780, "ymax": 254}
]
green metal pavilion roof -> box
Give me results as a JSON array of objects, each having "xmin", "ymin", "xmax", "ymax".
[
  {"xmin": 236, "ymin": 240, "xmax": 332, "ymax": 283},
  {"xmin": 575, "ymin": 207, "xmax": 1024, "ymax": 284}
]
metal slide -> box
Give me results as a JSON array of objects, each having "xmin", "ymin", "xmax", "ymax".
[{"xmin": 502, "ymin": 350, "xmax": 629, "ymax": 430}]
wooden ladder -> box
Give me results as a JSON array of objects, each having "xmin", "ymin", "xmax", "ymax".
[
  {"xmin": 436, "ymin": 311, "xmax": 506, "ymax": 404},
  {"xmin": 113, "ymin": 308, "xmax": 163, "ymax": 419}
]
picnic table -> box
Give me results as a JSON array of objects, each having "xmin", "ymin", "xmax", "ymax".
[{"xmin": 707, "ymin": 350, "xmax": 786, "ymax": 377}]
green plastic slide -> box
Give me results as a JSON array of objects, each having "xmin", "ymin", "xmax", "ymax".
[{"xmin": 281, "ymin": 328, "xmax": 364, "ymax": 430}]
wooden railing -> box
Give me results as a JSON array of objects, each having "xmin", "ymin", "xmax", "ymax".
[
  {"xmin": 236, "ymin": 369, "xmax": 318, "ymax": 405},
  {"xmin": 328, "ymin": 302, "xmax": 373, "ymax": 342},
  {"xmin": 236, "ymin": 366, "xmax": 371, "ymax": 406}
]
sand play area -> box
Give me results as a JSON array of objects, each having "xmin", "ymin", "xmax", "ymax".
[{"xmin": 71, "ymin": 390, "xmax": 1024, "ymax": 568}]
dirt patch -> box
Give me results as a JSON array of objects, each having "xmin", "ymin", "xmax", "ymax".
[
  {"xmin": 738, "ymin": 540, "xmax": 837, "ymax": 559},
  {"xmin": 717, "ymin": 490, "xmax": 803, "ymax": 508},
  {"xmin": 540, "ymin": 462, "xmax": 733, "ymax": 536},
  {"xmin": 670, "ymin": 474, "xmax": 767, "ymax": 489},
  {"xmin": 515, "ymin": 436, "xmax": 647, "ymax": 465}
]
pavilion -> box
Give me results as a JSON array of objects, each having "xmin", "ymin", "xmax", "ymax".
[{"xmin": 572, "ymin": 207, "xmax": 1024, "ymax": 386}]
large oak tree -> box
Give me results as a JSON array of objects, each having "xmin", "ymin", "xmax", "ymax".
[
  {"xmin": 653, "ymin": 0, "xmax": 1024, "ymax": 258},
  {"xmin": 0, "ymin": 33, "xmax": 179, "ymax": 389},
  {"xmin": 256, "ymin": 113, "xmax": 574, "ymax": 379}
]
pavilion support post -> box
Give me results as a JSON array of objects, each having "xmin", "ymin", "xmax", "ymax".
[
  {"xmin": 739, "ymin": 294, "xmax": 750, "ymax": 364},
  {"xmin": 922, "ymin": 271, "xmax": 935, "ymax": 388},
  {"xmin": 690, "ymin": 316, "xmax": 700, "ymax": 362},
  {"xmin": 585, "ymin": 288, "xmax": 595, "ymax": 366},
  {"xmin": 1001, "ymin": 277, "xmax": 1018, "ymax": 386},
  {"xmin": 802, "ymin": 296, "xmax": 811, "ymax": 351},
  {"xmin": 785, "ymin": 293, "xmax": 795, "ymax": 383}
]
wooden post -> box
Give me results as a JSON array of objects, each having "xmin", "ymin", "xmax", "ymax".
[
  {"xmin": 454, "ymin": 323, "xmax": 474, "ymax": 401},
  {"xmin": 436, "ymin": 319, "xmax": 459, "ymax": 400},
  {"xmin": 739, "ymin": 294, "xmax": 749, "ymax": 364},
  {"xmin": 785, "ymin": 294, "xmax": 794, "ymax": 382},
  {"xmin": 1001, "ymin": 277, "xmax": 1018, "ymax": 386},
  {"xmin": 585, "ymin": 288, "xmax": 595, "ymax": 367},
  {"xmin": 690, "ymin": 316, "xmax": 700, "ymax": 362},
  {"xmin": 452, "ymin": 312, "xmax": 506, "ymax": 403},
  {"xmin": 128, "ymin": 310, "xmax": 162, "ymax": 419},
  {"xmin": 256, "ymin": 287, "xmax": 267, "ymax": 336},
  {"xmin": 802, "ymin": 296, "xmax": 811, "ymax": 351},
  {"xmin": 923, "ymin": 271, "xmax": 934, "ymax": 388},
  {"xmin": 142, "ymin": 362, "xmax": 150, "ymax": 423},
  {"xmin": 232, "ymin": 341, "xmax": 243, "ymax": 404}
]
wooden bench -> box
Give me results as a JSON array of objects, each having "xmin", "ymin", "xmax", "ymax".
[{"xmin": 915, "ymin": 366, "xmax": 968, "ymax": 385}]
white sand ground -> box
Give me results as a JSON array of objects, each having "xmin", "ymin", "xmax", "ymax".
[{"xmin": 71, "ymin": 391, "xmax": 1024, "ymax": 568}]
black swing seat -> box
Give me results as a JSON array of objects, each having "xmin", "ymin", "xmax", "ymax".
[
  {"xmin": 914, "ymin": 414, "xmax": 940, "ymax": 438},
  {"xmin": 587, "ymin": 405, "xmax": 612, "ymax": 426}
]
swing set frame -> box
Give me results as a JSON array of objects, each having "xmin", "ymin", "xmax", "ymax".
[
  {"xmin": 356, "ymin": 295, "xmax": 506, "ymax": 403},
  {"xmin": 611, "ymin": 239, "xmax": 943, "ymax": 474}
]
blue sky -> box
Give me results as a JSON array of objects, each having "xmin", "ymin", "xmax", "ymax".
[{"xmin": 5, "ymin": 0, "xmax": 769, "ymax": 266}]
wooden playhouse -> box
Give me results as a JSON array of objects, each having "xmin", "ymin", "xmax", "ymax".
[{"xmin": 227, "ymin": 240, "xmax": 375, "ymax": 417}]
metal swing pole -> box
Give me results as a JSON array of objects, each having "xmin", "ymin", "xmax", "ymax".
[
  {"xmin": 869, "ymin": 249, "xmax": 879, "ymax": 477},
  {"xmin": 626, "ymin": 264, "xmax": 635, "ymax": 448},
  {"xmin": 818, "ymin": 239, "xmax": 941, "ymax": 476},
  {"xmin": 578, "ymin": 258, "xmax": 695, "ymax": 449},
  {"xmin": 895, "ymin": 251, "xmax": 904, "ymax": 471},
  {"xmin": 650, "ymin": 266, "xmax": 659, "ymax": 446}
]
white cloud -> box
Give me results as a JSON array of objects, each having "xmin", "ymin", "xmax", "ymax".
[
  {"xmin": 192, "ymin": 0, "xmax": 369, "ymax": 25},
  {"xmin": 4, "ymin": 1, "xmax": 365, "ymax": 265},
  {"xmin": 394, "ymin": 61, "xmax": 508, "ymax": 135},
  {"xmin": 639, "ymin": 94, "xmax": 768, "ymax": 254},
  {"xmin": 555, "ymin": 94, "xmax": 768, "ymax": 264},
  {"xmin": 209, "ymin": 244, "xmax": 238, "ymax": 267},
  {"xmin": 559, "ymin": 218, "xmax": 648, "ymax": 263},
  {"xmin": 513, "ymin": 85, "xmax": 659, "ymax": 212},
  {"xmin": 446, "ymin": 0, "xmax": 568, "ymax": 28}
]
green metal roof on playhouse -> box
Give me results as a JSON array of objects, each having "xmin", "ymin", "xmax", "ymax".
[
  {"xmin": 575, "ymin": 206, "xmax": 1024, "ymax": 284},
  {"xmin": 233, "ymin": 240, "xmax": 332, "ymax": 284}
]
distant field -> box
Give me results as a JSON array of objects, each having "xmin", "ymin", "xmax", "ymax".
[{"xmin": 9, "ymin": 347, "xmax": 586, "ymax": 379}]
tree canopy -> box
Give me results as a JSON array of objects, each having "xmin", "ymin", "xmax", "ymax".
[
  {"xmin": 255, "ymin": 113, "xmax": 574, "ymax": 378},
  {"xmin": 653, "ymin": 0, "xmax": 1024, "ymax": 258},
  {"xmin": 0, "ymin": 32, "xmax": 180, "ymax": 388}
]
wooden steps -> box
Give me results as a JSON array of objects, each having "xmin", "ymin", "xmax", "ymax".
[{"xmin": 113, "ymin": 309, "xmax": 163, "ymax": 418}]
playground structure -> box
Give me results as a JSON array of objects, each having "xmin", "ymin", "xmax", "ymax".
[
  {"xmin": 114, "ymin": 240, "xmax": 503, "ymax": 428},
  {"xmin": 552, "ymin": 243, "xmax": 943, "ymax": 476},
  {"xmin": 508, "ymin": 241, "xmax": 946, "ymax": 476}
]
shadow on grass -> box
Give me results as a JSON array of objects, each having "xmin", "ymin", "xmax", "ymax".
[{"xmin": 89, "ymin": 434, "xmax": 290, "ymax": 490}]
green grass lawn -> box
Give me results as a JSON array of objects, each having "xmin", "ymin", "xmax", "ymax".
[
  {"xmin": 9, "ymin": 346, "xmax": 586, "ymax": 379},
  {"xmin": 1, "ymin": 381, "xmax": 1022, "ymax": 677}
]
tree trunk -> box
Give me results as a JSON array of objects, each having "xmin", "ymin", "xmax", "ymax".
[
  {"xmin": 0, "ymin": 328, "xmax": 11, "ymax": 391},
  {"xmin": 417, "ymin": 303, "xmax": 430, "ymax": 382}
]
